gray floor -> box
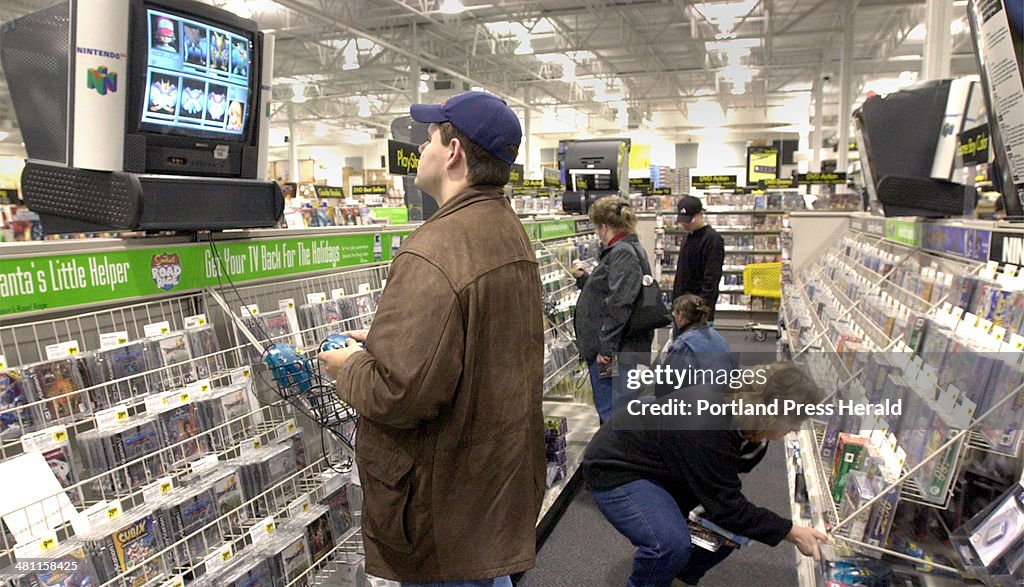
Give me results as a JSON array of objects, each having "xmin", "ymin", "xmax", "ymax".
[{"xmin": 519, "ymin": 330, "xmax": 800, "ymax": 587}]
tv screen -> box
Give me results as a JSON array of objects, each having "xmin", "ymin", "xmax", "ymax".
[{"xmin": 139, "ymin": 7, "xmax": 253, "ymax": 139}]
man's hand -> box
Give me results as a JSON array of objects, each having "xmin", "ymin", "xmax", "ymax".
[
  {"xmin": 571, "ymin": 260, "xmax": 586, "ymax": 278},
  {"xmin": 596, "ymin": 354, "xmax": 612, "ymax": 365},
  {"xmin": 785, "ymin": 525, "xmax": 829, "ymax": 560},
  {"xmin": 342, "ymin": 329, "xmax": 369, "ymax": 342},
  {"xmin": 318, "ymin": 337, "xmax": 363, "ymax": 378}
]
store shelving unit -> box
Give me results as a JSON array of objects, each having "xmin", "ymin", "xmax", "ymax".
[
  {"xmin": 779, "ymin": 213, "xmax": 1024, "ymax": 586},
  {"xmin": 0, "ymin": 218, "xmax": 599, "ymax": 586}
]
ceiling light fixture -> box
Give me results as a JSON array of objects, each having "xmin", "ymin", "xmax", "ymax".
[
  {"xmin": 514, "ymin": 37, "xmax": 533, "ymax": 55},
  {"xmin": 419, "ymin": 80, "xmax": 429, "ymax": 93},
  {"xmin": 342, "ymin": 41, "xmax": 359, "ymax": 70},
  {"xmin": 561, "ymin": 61, "xmax": 576, "ymax": 83},
  {"xmin": 439, "ymin": 0, "xmax": 465, "ymax": 14},
  {"xmin": 314, "ymin": 122, "xmax": 328, "ymax": 137},
  {"xmin": 0, "ymin": 131, "xmax": 8, "ymax": 142},
  {"xmin": 358, "ymin": 96, "xmax": 371, "ymax": 117},
  {"xmin": 291, "ymin": 84, "xmax": 307, "ymax": 103}
]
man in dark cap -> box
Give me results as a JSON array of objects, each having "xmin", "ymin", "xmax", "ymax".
[
  {"xmin": 671, "ymin": 195, "xmax": 725, "ymax": 323},
  {"xmin": 320, "ymin": 91, "xmax": 545, "ymax": 586}
]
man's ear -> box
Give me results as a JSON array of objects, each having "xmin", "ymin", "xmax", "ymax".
[{"xmin": 446, "ymin": 137, "xmax": 465, "ymax": 170}]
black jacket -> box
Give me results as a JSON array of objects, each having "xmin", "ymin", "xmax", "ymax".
[
  {"xmin": 581, "ymin": 386, "xmax": 793, "ymax": 546},
  {"xmin": 671, "ymin": 225, "xmax": 725, "ymax": 321},
  {"xmin": 573, "ymin": 235, "xmax": 654, "ymax": 361}
]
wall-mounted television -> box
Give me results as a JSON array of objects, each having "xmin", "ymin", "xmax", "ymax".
[{"xmin": 125, "ymin": 0, "xmax": 267, "ymax": 177}]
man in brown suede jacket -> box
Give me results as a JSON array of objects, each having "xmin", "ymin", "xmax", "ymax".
[{"xmin": 319, "ymin": 91, "xmax": 545, "ymax": 586}]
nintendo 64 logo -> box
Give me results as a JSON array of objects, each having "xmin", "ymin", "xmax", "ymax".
[{"xmin": 151, "ymin": 253, "xmax": 182, "ymax": 290}]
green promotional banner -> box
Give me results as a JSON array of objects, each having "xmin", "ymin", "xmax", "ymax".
[
  {"xmin": 0, "ymin": 232, "xmax": 411, "ymax": 316},
  {"xmin": 539, "ymin": 220, "xmax": 577, "ymax": 240},
  {"xmin": 369, "ymin": 207, "xmax": 409, "ymax": 225},
  {"xmin": 884, "ymin": 219, "xmax": 921, "ymax": 247}
]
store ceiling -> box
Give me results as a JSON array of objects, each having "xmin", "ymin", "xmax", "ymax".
[{"xmin": 0, "ymin": 0, "xmax": 982, "ymax": 155}]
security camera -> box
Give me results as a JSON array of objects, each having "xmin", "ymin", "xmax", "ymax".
[{"xmin": 823, "ymin": 74, "xmax": 832, "ymax": 82}]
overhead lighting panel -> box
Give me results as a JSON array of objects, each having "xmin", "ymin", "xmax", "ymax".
[{"xmin": 439, "ymin": 0, "xmax": 465, "ymax": 14}]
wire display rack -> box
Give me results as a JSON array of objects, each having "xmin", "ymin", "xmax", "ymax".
[{"xmin": 780, "ymin": 221, "xmax": 1024, "ymax": 583}]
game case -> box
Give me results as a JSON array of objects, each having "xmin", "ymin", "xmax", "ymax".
[
  {"xmin": 155, "ymin": 399, "xmax": 206, "ymax": 466},
  {"xmin": 277, "ymin": 429, "xmax": 308, "ymax": 473},
  {"xmin": 297, "ymin": 505, "xmax": 335, "ymax": 564},
  {"xmin": 197, "ymin": 383, "xmax": 251, "ymax": 449},
  {"xmin": 90, "ymin": 342, "xmax": 149, "ymax": 409},
  {"xmin": 103, "ymin": 415, "xmax": 165, "ymax": 492},
  {"xmin": 207, "ymin": 465, "xmax": 247, "ymax": 533},
  {"xmin": 83, "ymin": 509, "xmax": 165, "ymax": 587},
  {"xmin": 32, "ymin": 542, "xmax": 102, "ymax": 587},
  {"xmin": 155, "ymin": 485, "xmax": 221, "ymax": 567},
  {"xmin": 186, "ymin": 324, "xmax": 226, "ymax": 379},
  {"xmin": 216, "ymin": 555, "xmax": 274, "ymax": 587},
  {"xmin": 259, "ymin": 311, "xmax": 294, "ymax": 346},
  {"xmin": 145, "ymin": 332, "xmax": 197, "ymax": 391},
  {"xmin": 21, "ymin": 357, "xmax": 90, "ymax": 423},
  {"xmin": 352, "ymin": 294, "xmax": 376, "ymax": 329},
  {"xmin": 0, "ymin": 367, "xmax": 37, "ymax": 440},
  {"xmin": 320, "ymin": 483, "xmax": 354, "ymax": 540},
  {"xmin": 262, "ymin": 531, "xmax": 310, "ymax": 587},
  {"xmin": 234, "ymin": 444, "xmax": 297, "ymax": 517}
]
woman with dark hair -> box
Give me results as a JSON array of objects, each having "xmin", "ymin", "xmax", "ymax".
[
  {"xmin": 582, "ymin": 362, "xmax": 830, "ymax": 586},
  {"xmin": 654, "ymin": 294, "xmax": 736, "ymax": 398},
  {"xmin": 572, "ymin": 195, "xmax": 655, "ymax": 423}
]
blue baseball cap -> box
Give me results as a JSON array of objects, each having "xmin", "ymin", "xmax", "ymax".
[{"xmin": 410, "ymin": 91, "xmax": 522, "ymax": 164}]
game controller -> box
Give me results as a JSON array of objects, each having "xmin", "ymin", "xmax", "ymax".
[
  {"xmin": 319, "ymin": 333, "xmax": 362, "ymax": 352},
  {"xmin": 262, "ymin": 336, "xmax": 359, "ymax": 448}
]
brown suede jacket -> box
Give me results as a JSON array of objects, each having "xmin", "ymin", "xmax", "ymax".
[{"xmin": 334, "ymin": 184, "xmax": 546, "ymax": 582}]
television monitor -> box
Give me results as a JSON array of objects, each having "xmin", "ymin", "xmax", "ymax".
[
  {"xmin": 853, "ymin": 79, "xmax": 978, "ymax": 218},
  {"xmin": 560, "ymin": 138, "xmax": 630, "ymax": 214},
  {"xmin": 125, "ymin": 0, "xmax": 266, "ymax": 177},
  {"xmin": 0, "ymin": 0, "xmax": 280, "ymax": 232},
  {"xmin": 967, "ymin": 0, "xmax": 1024, "ymax": 220}
]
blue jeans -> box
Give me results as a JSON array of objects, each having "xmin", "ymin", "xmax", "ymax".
[
  {"xmin": 590, "ymin": 479, "xmax": 733, "ymax": 587},
  {"xmin": 587, "ymin": 359, "xmax": 615, "ymax": 424},
  {"xmin": 401, "ymin": 577, "xmax": 511, "ymax": 587}
]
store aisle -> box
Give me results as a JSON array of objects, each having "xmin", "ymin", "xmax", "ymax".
[{"xmin": 519, "ymin": 330, "xmax": 799, "ymax": 587}]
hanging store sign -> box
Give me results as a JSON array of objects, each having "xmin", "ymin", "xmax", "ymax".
[
  {"xmin": 369, "ymin": 207, "xmax": 409, "ymax": 225},
  {"xmin": 543, "ymin": 167, "xmax": 563, "ymax": 188},
  {"xmin": 798, "ymin": 172, "xmax": 847, "ymax": 185},
  {"xmin": 629, "ymin": 178, "xmax": 652, "ymax": 191},
  {"xmin": 387, "ymin": 140, "xmax": 420, "ymax": 175},
  {"xmin": 0, "ymin": 188, "xmax": 19, "ymax": 204},
  {"xmin": 746, "ymin": 146, "xmax": 779, "ymax": 184},
  {"xmin": 958, "ymin": 124, "xmax": 990, "ymax": 166},
  {"xmin": 0, "ymin": 231, "xmax": 411, "ymax": 316},
  {"xmin": 312, "ymin": 185, "xmax": 345, "ymax": 198},
  {"xmin": 522, "ymin": 179, "xmax": 544, "ymax": 189},
  {"xmin": 352, "ymin": 185, "xmax": 387, "ymax": 196},
  {"xmin": 759, "ymin": 177, "xmax": 798, "ymax": 189},
  {"xmin": 649, "ymin": 188, "xmax": 672, "ymax": 196},
  {"xmin": 989, "ymin": 231, "xmax": 1024, "ymax": 265},
  {"xmin": 509, "ymin": 164, "xmax": 524, "ymax": 186},
  {"xmin": 692, "ymin": 175, "xmax": 737, "ymax": 188}
]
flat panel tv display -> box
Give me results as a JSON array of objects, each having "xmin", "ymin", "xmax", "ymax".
[{"xmin": 139, "ymin": 6, "xmax": 253, "ymax": 139}]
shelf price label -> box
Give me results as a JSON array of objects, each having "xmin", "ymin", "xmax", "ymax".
[
  {"xmin": 44, "ymin": 340, "xmax": 81, "ymax": 360},
  {"xmin": 184, "ymin": 314, "xmax": 208, "ymax": 328},
  {"xmin": 239, "ymin": 304, "xmax": 259, "ymax": 317},
  {"xmin": 205, "ymin": 544, "xmax": 234, "ymax": 574},
  {"xmin": 248, "ymin": 516, "xmax": 277, "ymax": 546},
  {"xmin": 0, "ymin": 354, "xmax": 5, "ymax": 370},
  {"xmin": 307, "ymin": 292, "xmax": 328, "ymax": 304},
  {"xmin": 143, "ymin": 321, "xmax": 171, "ymax": 337},
  {"xmin": 100, "ymin": 331, "xmax": 130, "ymax": 349},
  {"xmin": 160, "ymin": 576, "xmax": 185, "ymax": 587},
  {"xmin": 331, "ymin": 288, "xmax": 346, "ymax": 300},
  {"xmin": 14, "ymin": 530, "xmax": 59, "ymax": 559}
]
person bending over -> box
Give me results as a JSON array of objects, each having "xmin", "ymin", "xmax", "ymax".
[{"xmin": 582, "ymin": 362, "xmax": 829, "ymax": 586}]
